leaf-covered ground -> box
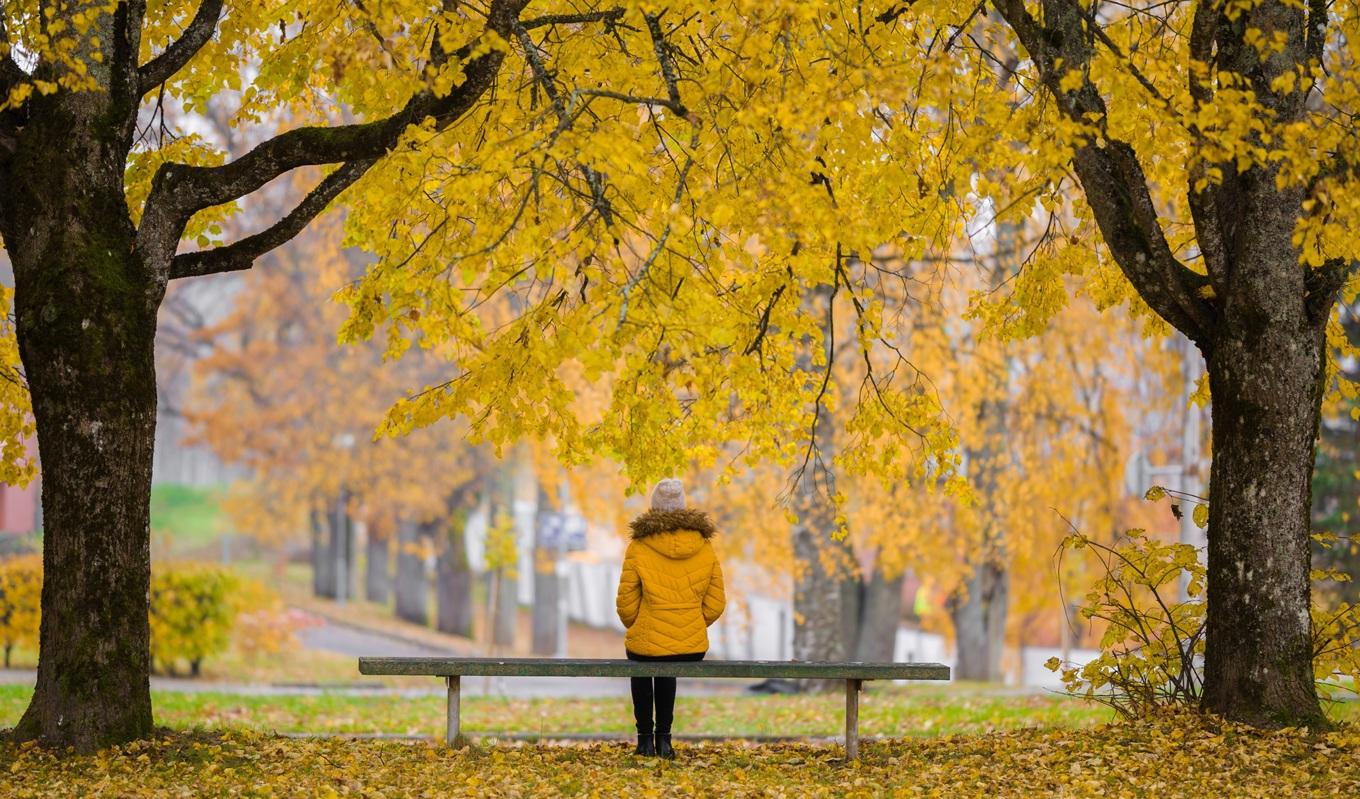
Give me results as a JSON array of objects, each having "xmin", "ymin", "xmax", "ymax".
[
  {"xmin": 4, "ymin": 713, "xmax": 1360, "ymax": 797},
  {"xmin": 0, "ymin": 684, "xmax": 1113, "ymax": 738}
]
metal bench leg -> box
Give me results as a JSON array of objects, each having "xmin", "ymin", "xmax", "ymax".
[
  {"xmin": 845, "ymin": 678, "xmax": 862, "ymax": 761},
  {"xmin": 446, "ymin": 675, "xmax": 463, "ymax": 747}
]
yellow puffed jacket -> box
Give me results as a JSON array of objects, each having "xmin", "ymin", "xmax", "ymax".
[{"xmin": 615, "ymin": 508, "xmax": 726, "ymax": 657}]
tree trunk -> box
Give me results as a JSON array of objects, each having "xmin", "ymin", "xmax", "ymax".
[
  {"xmin": 332, "ymin": 493, "xmax": 355, "ymax": 603},
  {"xmin": 365, "ymin": 531, "xmax": 390, "ymax": 604},
  {"xmin": 948, "ymin": 560, "xmax": 1009, "ymax": 682},
  {"xmin": 311, "ymin": 508, "xmax": 335, "ymax": 598},
  {"xmin": 791, "ymin": 497, "xmax": 855, "ymax": 690},
  {"xmin": 839, "ymin": 569, "xmax": 864, "ymax": 662},
  {"xmin": 789, "ymin": 283, "xmax": 857, "ymax": 690},
  {"xmin": 5, "ymin": 123, "xmax": 164, "ymax": 747},
  {"xmin": 436, "ymin": 513, "xmax": 476, "ymax": 638},
  {"xmin": 854, "ymin": 570, "xmax": 905, "ymax": 662},
  {"xmin": 531, "ymin": 484, "xmax": 562, "ymax": 656},
  {"xmin": 531, "ymin": 548, "xmax": 562, "ymax": 656},
  {"xmin": 394, "ymin": 520, "xmax": 428, "ymax": 625},
  {"xmin": 1201, "ymin": 312, "xmax": 1326, "ymax": 725},
  {"xmin": 493, "ymin": 567, "xmax": 518, "ymax": 648}
]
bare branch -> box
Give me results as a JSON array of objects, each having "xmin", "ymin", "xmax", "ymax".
[
  {"xmin": 137, "ymin": 0, "xmax": 223, "ymax": 94},
  {"xmin": 644, "ymin": 13, "xmax": 683, "ymax": 112},
  {"xmin": 522, "ymin": 9, "xmax": 625, "ymax": 30},
  {"xmin": 573, "ymin": 88, "xmax": 688, "ymax": 119},
  {"xmin": 169, "ymin": 159, "xmax": 375, "ymax": 280}
]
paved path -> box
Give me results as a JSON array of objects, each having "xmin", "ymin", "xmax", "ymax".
[
  {"xmin": 296, "ymin": 613, "xmax": 759, "ymax": 697},
  {"xmin": 1, "ymin": 615, "xmax": 758, "ymax": 698}
]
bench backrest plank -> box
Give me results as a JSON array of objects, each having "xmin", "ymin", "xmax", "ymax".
[{"xmin": 358, "ymin": 657, "xmax": 950, "ymax": 680}]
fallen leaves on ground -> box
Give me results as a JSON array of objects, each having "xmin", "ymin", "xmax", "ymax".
[
  {"xmin": 0, "ymin": 685, "xmax": 1113, "ymax": 739},
  {"xmin": 4, "ymin": 712, "xmax": 1360, "ymax": 798}
]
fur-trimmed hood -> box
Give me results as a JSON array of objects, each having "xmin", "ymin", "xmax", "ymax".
[{"xmin": 629, "ymin": 508, "xmax": 717, "ymax": 540}]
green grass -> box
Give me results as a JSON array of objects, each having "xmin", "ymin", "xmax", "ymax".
[
  {"xmin": 150, "ymin": 483, "xmax": 226, "ymax": 555},
  {"xmin": 0, "ymin": 683, "xmax": 1112, "ymax": 738}
]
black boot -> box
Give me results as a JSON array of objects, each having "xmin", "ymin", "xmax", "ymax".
[
  {"xmin": 655, "ymin": 734, "xmax": 675, "ymax": 760},
  {"xmin": 634, "ymin": 734, "xmax": 655, "ymax": 756}
]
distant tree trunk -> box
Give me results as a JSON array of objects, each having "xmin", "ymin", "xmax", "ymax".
[
  {"xmin": 332, "ymin": 493, "xmax": 355, "ymax": 603},
  {"xmin": 436, "ymin": 511, "xmax": 476, "ymax": 638},
  {"xmin": 948, "ymin": 559, "xmax": 1008, "ymax": 682},
  {"xmin": 792, "ymin": 499, "xmax": 855, "ymax": 691},
  {"xmin": 311, "ymin": 508, "xmax": 334, "ymax": 598},
  {"xmin": 394, "ymin": 519, "xmax": 428, "ymax": 626},
  {"xmin": 493, "ymin": 567, "xmax": 518, "ymax": 648},
  {"xmin": 853, "ymin": 569, "xmax": 905, "ymax": 662},
  {"xmin": 365, "ymin": 530, "xmax": 390, "ymax": 604},
  {"xmin": 531, "ymin": 548, "xmax": 562, "ymax": 655},
  {"xmin": 489, "ymin": 462, "xmax": 518, "ymax": 650},
  {"xmin": 839, "ymin": 568, "xmax": 864, "ymax": 661},
  {"xmin": 532, "ymin": 483, "xmax": 563, "ymax": 656},
  {"xmin": 790, "ymin": 283, "xmax": 855, "ymax": 691}
]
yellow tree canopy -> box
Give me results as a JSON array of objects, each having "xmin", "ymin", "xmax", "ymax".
[{"xmin": 2, "ymin": 0, "xmax": 1357, "ymax": 498}]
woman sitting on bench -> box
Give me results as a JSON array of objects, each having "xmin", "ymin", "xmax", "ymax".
[{"xmin": 615, "ymin": 478, "xmax": 726, "ymax": 759}]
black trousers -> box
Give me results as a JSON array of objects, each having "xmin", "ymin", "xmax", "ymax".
[{"xmin": 626, "ymin": 651, "xmax": 705, "ymax": 735}]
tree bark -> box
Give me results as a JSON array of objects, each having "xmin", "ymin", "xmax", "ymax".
[
  {"xmin": 365, "ymin": 530, "xmax": 390, "ymax": 604},
  {"xmin": 394, "ymin": 519, "xmax": 428, "ymax": 626},
  {"xmin": 1200, "ymin": 262, "xmax": 1328, "ymax": 725},
  {"xmin": 436, "ymin": 513, "xmax": 476, "ymax": 638},
  {"xmin": 948, "ymin": 559, "xmax": 1009, "ymax": 682},
  {"xmin": 4, "ymin": 124, "xmax": 163, "ymax": 748}
]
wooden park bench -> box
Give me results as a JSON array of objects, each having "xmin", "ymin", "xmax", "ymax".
[{"xmin": 358, "ymin": 657, "xmax": 950, "ymax": 759}]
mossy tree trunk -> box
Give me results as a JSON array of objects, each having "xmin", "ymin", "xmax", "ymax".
[
  {"xmin": 1199, "ymin": 235, "xmax": 1330, "ymax": 726},
  {"xmin": 2, "ymin": 82, "xmax": 163, "ymax": 750}
]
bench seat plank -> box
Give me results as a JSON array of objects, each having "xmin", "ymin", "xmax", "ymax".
[{"xmin": 359, "ymin": 657, "xmax": 949, "ymax": 681}]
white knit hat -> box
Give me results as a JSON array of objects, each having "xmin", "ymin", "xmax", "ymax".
[{"xmin": 650, "ymin": 478, "xmax": 686, "ymax": 511}]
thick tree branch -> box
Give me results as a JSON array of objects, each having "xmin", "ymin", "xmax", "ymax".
[
  {"xmin": 1306, "ymin": 259, "xmax": 1357, "ymax": 326},
  {"xmin": 113, "ymin": 0, "xmax": 149, "ymax": 110},
  {"xmin": 644, "ymin": 13, "xmax": 683, "ymax": 112},
  {"xmin": 137, "ymin": 0, "xmax": 223, "ymax": 95},
  {"xmin": 990, "ymin": 0, "xmax": 1215, "ymax": 345},
  {"xmin": 169, "ymin": 159, "xmax": 375, "ymax": 280},
  {"xmin": 522, "ymin": 9, "xmax": 624, "ymax": 30},
  {"xmin": 138, "ymin": 0, "xmax": 530, "ymax": 279}
]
